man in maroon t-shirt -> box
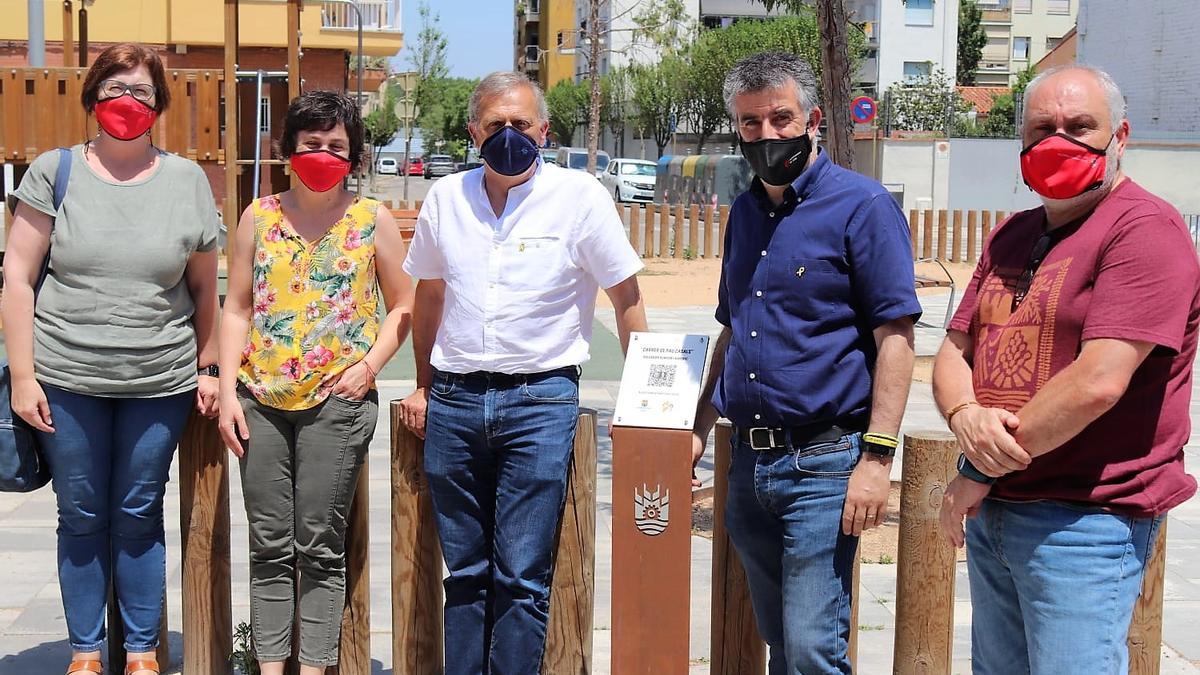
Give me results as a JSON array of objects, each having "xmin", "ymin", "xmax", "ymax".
[{"xmin": 934, "ymin": 64, "xmax": 1199, "ymax": 673}]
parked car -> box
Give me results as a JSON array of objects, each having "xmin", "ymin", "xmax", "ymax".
[
  {"xmin": 601, "ymin": 158, "xmax": 658, "ymax": 203},
  {"xmin": 405, "ymin": 157, "xmax": 424, "ymax": 176},
  {"xmin": 555, "ymin": 146, "xmax": 610, "ymax": 178},
  {"xmin": 376, "ymin": 157, "xmax": 399, "ymax": 175},
  {"xmin": 424, "ymin": 154, "xmax": 456, "ymax": 179}
]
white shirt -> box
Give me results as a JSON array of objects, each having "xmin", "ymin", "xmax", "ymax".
[{"xmin": 403, "ymin": 160, "xmax": 643, "ymax": 374}]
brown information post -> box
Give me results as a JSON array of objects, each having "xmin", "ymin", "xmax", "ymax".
[{"xmin": 610, "ymin": 426, "xmax": 693, "ymax": 674}]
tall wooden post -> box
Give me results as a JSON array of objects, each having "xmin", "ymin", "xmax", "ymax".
[
  {"xmin": 288, "ymin": 0, "xmax": 302, "ymax": 99},
  {"xmin": 391, "ymin": 403, "xmax": 444, "ymax": 675},
  {"xmin": 77, "ymin": 4, "xmax": 88, "ymax": 67},
  {"xmin": 329, "ymin": 465, "xmax": 371, "ymax": 675},
  {"xmin": 179, "ymin": 410, "xmax": 233, "ymax": 674},
  {"xmin": 62, "ymin": 1, "xmax": 74, "ymax": 67},
  {"xmin": 893, "ymin": 431, "xmax": 958, "ymax": 674},
  {"xmin": 643, "ymin": 205, "xmax": 655, "ymax": 257},
  {"xmin": 702, "ymin": 205, "xmax": 715, "ymax": 258},
  {"xmin": 908, "ymin": 209, "xmax": 919, "ymax": 260},
  {"xmin": 223, "ymin": 0, "xmax": 240, "ymax": 232},
  {"xmin": 629, "ymin": 204, "xmax": 643, "ymax": 257},
  {"xmin": 710, "ymin": 422, "xmax": 766, "ymax": 675},
  {"xmin": 981, "ymin": 210, "xmax": 993, "ymax": 245},
  {"xmin": 688, "ymin": 204, "xmax": 700, "ymax": 259},
  {"xmin": 967, "ymin": 210, "xmax": 978, "ymax": 263},
  {"xmin": 921, "ymin": 210, "xmax": 934, "ymax": 260},
  {"xmin": 543, "ymin": 411, "xmax": 598, "ymax": 673},
  {"xmin": 936, "ymin": 209, "xmax": 948, "ymax": 261},
  {"xmin": 1129, "ymin": 522, "xmax": 1169, "ymax": 675},
  {"xmin": 673, "ymin": 204, "xmax": 685, "ymax": 259},
  {"xmin": 658, "ymin": 205, "xmax": 670, "ymax": 260},
  {"xmin": 950, "ymin": 210, "xmax": 962, "ymax": 263},
  {"xmin": 717, "ymin": 205, "xmax": 730, "ymax": 258}
]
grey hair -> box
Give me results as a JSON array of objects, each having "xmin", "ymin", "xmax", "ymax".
[
  {"xmin": 468, "ymin": 71, "xmax": 548, "ymax": 123},
  {"xmin": 723, "ymin": 51, "xmax": 819, "ymax": 119},
  {"xmin": 1022, "ymin": 64, "xmax": 1127, "ymax": 130}
]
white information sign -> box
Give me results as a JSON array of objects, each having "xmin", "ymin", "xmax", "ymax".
[{"xmin": 613, "ymin": 332, "xmax": 710, "ymax": 430}]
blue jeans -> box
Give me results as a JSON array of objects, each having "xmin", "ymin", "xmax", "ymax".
[
  {"xmin": 966, "ymin": 498, "xmax": 1162, "ymax": 675},
  {"xmin": 423, "ymin": 367, "xmax": 579, "ymax": 675},
  {"xmin": 33, "ymin": 384, "xmax": 194, "ymax": 653},
  {"xmin": 725, "ymin": 432, "xmax": 862, "ymax": 675}
]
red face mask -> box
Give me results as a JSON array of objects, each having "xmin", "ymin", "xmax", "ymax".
[
  {"xmin": 1020, "ymin": 132, "xmax": 1111, "ymax": 200},
  {"xmin": 290, "ymin": 150, "xmax": 352, "ymax": 193},
  {"xmin": 94, "ymin": 94, "xmax": 158, "ymax": 141}
]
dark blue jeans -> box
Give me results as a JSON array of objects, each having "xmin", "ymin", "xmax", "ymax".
[
  {"xmin": 34, "ymin": 383, "xmax": 194, "ymax": 652},
  {"xmin": 725, "ymin": 432, "xmax": 863, "ymax": 675},
  {"xmin": 423, "ymin": 367, "xmax": 579, "ymax": 675}
]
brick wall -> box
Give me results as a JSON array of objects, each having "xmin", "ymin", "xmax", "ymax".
[{"xmin": 1078, "ymin": 0, "xmax": 1200, "ymax": 139}]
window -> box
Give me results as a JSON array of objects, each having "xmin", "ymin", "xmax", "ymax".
[
  {"xmin": 1047, "ymin": 0, "xmax": 1070, "ymax": 14},
  {"xmin": 1013, "ymin": 0, "xmax": 1032, "ymax": 13},
  {"xmin": 905, "ymin": 0, "xmax": 934, "ymax": 26},
  {"xmin": 1013, "ymin": 36, "xmax": 1030, "ymax": 61},
  {"xmin": 1046, "ymin": 36, "xmax": 1063, "ymax": 51},
  {"xmin": 903, "ymin": 61, "xmax": 932, "ymax": 82}
]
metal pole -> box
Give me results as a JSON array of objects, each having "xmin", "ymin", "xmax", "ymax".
[
  {"xmin": 28, "ymin": 0, "xmax": 45, "ymax": 67},
  {"xmin": 402, "ymin": 121, "xmax": 412, "ymax": 204},
  {"xmin": 253, "ymin": 70, "xmax": 264, "ymax": 200}
]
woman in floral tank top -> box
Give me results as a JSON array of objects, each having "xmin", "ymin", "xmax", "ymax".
[{"xmin": 216, "ymin": 92, "xmax": 412, "ymax": 674}]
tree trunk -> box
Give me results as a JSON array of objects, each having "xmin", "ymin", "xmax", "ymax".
[
  {"xmin": 817, "ymin": 0, "xmax": 855, "ymax": 169},
  {"xmin": 586, "ymin": 0, "xmax": 602, "ymax": 174}
]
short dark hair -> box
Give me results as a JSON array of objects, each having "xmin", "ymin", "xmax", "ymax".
[
  {"xmin": 81, "ymin": 43, "xmax": 171, "ymax": 114},
  {"xmin": 278, "ymin": 91, "xmax": 365, "ymax": 171}
]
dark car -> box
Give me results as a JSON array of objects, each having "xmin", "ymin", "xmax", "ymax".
[{"xmin": 424, "ymin": 154, "xmax": 456, "ymax": 179}]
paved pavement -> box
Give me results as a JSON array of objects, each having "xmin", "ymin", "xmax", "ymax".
[{"xmin": 3, "ymin": 290, "xmax": 1200, "ymax": 673}]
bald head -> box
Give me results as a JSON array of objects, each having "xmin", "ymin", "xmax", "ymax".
[{"xmin": 1022, "ymin": 65, "xmax": 1126, "ymax": 145}]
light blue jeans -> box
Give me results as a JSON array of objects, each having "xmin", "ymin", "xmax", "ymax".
[
  {"xmin": 725, "ymin": 432, "xmax": 863, "ymax": 675},
  {"xmin": 966, "ymin": 498, "xmax": 1162, "ymax": 675}
]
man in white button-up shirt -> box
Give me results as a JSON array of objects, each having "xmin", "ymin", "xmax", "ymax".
[{"xmin": 399, "ymin": 71, "xmax": 646, "ymax": 675}]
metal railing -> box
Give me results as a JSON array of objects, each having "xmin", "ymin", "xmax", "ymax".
[{"xmin": 321, "ymin": 0, "xmax": 398, "ymax": 30}]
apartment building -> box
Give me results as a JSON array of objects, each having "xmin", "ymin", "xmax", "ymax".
[{"xmin": 975, "ymin": 0, "xmax": 1076, "ymax": 86}]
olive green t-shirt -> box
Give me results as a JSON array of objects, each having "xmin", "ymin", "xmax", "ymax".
[{"xmin": 12, "ymin": 144, "xmax": 219, "ymax": 397}]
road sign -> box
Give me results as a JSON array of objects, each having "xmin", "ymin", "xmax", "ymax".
[
  {"xmin": 393, "ymin": 99, "xmax": 418, "ymax": 123},
  {"xmin": 851, "ymin": 96, "xmax": 877, "ymax": 125}
]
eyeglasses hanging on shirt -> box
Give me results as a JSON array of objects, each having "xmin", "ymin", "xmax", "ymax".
[{"xmin": 1011, "ymin": 215, "xmax": 1086, "ymax": 311}]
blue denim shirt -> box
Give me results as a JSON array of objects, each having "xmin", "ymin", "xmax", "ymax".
[{"xmin": 713, "ymin": 150, "xmax": 922, "ymax": 428}]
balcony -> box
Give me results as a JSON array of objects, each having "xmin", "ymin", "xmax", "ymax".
[
  {"xmin": 980, "ymin": 7, "xmax": 1012, "ymax": 23},
  {"xmin": 321, "ymin": 0, "xmax": 400, "ymax": 32},
  {"xmin": 522, "ymin": 0, "xmax": 541, "ymax": 21}
]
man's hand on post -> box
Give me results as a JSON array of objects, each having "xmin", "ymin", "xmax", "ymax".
[
  {"xmin": 400, "ymin": 387, "xmax": 430, "ymax": 440},
  {"xmin": 842, "ymin": 454, "xmax": 891, "ymax": 536},
  {"xmin": 939, "ymin": 475, "xmax": 992, "ymax": 548},
  {"xmin": 949, "ymin": 406, "xmax": 1028, "ymax": 477}
]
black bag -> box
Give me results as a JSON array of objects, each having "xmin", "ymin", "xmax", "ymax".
[{"xmin": 0, "ymin": 147, "xmax": 72, "ymax": 492}]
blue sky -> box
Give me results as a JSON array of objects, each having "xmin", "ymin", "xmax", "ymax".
[{"xmin": 390, "ymin": 0, "xmax": 514, "ymax": 79}]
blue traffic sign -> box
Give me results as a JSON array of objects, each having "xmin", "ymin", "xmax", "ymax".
[{"xmin": 851, "ymin": 96, "xmax": 877, "ymax": 124}]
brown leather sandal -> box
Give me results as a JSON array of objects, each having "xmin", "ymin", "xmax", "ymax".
[
  {"xmin": 125, "ymin": 660, "xmax": 159, "ymax": 675},
  {"xmin": 66, "ymin": 661, "xmax": 103, "ymax": 674}
]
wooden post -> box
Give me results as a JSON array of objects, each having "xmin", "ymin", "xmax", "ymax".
[
  {"xmin": 893, "ymin": 431, "xmax": 958, "ymax": 675},
  {"xmin": 702, "ymin": 205, "xmax": 715, "ymax": 258},
  {"xmin": 630, "ymin": 205, "xmax": 643, "ymax": 257},
  {"xmin": 936, "ymin": 209, "xmax": 948, "ymax": 261},
  {"xmin": 223, "ymin": 0, "xmax": 240, "ymax": 232},
  {"xmin": 288, "ymin": 0, "xmax": 302, "ymax": 99},
  {"xmin": 62, "ymin": 1, "xmax": 75, "ymax": 67},
  {"xmin": 644, "ymin": 205, "xmax": 657, "ymax": 258},
  {"xmin": 328, "ymin": 465, "xmax": 371, "ymax": 675},
  {"xmin": 715, "ymin": 204, "xmax": 724, "ymax": 255},
  {"xmin": 981, "ymin": 210, "xmax": 993, "ymax": 245},
  {"xmin": 908, "ymin": 209, "xmax": 919, "ymax": 260},
  {"xmin": 967, "ymin": 211, "xmax": 979, "ymax": 263},
  {"xmin": 950, "ymin": 210, "xmax": 963, "ymax": 263},
  {"xmin": 543, "ymin": 410, "xmax": 598, "ymax": 673},
  {"xmin": 921, "ymin": 210, "xmax": 934, "ymax": 260},
  {"xmin": 710, "ymin": 422, "xmax": 766, "ymax": 674},
  {"xmin": 1128, "ymin": 522, "xmax": 1168, "ymax": 675},
  {"xmin": 391, "ymin": 402, "xmax": 444, "ymax": 675},
  {"xmin": 179, "ymin": 411, "xmax": 233, "ymax": 674},
  {"xmin": 659, "ymin": 205, "xmax": 670, "ymax": 260},
  {"xmin": 77, "ymin": 4, "xmax": 88, "ymax": 67},
  {"xmin": 616, "ymin": 202, "xmax": 628, "ymax": 237},
  {"xmin": 673, "ymin": 204, "xmax": 685, "ymax": 259},
  {"xmin": 995, "ymin": 210, "xmax": 1007, "ymax": 227},
  {"xmin": 688, "ymin": 204, "xmax": 700, "ymax": 259}
]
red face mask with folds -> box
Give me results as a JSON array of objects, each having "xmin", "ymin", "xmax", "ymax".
[
  {"xmin": 290, "ymin": 150, "xmax": 352, "ymax": 192},
  {"xmin": 1019, "ymin": 132, "xmax": 1112, "ymax": 200},
  {"xmin": 95, "ymin": 94, "xmax": 158, "ymax": 141}
]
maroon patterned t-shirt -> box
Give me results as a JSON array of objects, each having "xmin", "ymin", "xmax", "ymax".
[{"xmin": 949, "ymin": 179, "xmax": 1199, "ymax": 516}]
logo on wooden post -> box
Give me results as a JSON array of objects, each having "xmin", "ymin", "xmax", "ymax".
[{"xmin": 633, "ymin": 484, "xmax": 670, "ymax": 536}]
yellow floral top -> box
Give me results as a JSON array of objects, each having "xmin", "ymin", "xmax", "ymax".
[{"xmin": 238, "ymin": 194, "xmax": 380, "ymax": 411}]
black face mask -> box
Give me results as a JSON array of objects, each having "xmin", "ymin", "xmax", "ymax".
[{"xmin": 739, "ymin": 132, "xmax": 814, "ymax": 187}]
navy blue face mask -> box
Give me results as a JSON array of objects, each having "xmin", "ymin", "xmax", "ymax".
[{"xmin": 479, "ymin": 126, "xmax": 539, "ymax": 176}]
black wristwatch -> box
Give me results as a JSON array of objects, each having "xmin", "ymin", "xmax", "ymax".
[
  {"xmin": 957, "ymin": 453, "xmax": 998, "ymax": 485},
  {"xmin": 863, "ymin": 440, "xmax": 897, "ymax": 458},
  {"xmin": 198, "ymin": 364, "xmax": 219, "ymax": 378}
]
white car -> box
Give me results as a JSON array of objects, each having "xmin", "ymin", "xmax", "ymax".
[
  {"xmin": 601, "ymin": 158, "xmax": 658, "ymax": 203},
  {"xmin": 376, "ymin": 157, "xmax": 399, "ymax": 175}
]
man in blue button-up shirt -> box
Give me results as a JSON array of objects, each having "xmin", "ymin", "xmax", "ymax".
[{"xmin": 692, "ymin": 52, "xmax": 921, "ymax": 674}]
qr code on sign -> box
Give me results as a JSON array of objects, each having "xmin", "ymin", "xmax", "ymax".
[{"xmin": 647, "ymin": 364, "xmax": 677, "ymax": 388}]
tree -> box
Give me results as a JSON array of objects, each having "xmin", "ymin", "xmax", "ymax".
[
  {"xmin": 601, "ymin": 67, "xmax": 631, "ymax": 156},
  {"xmin": 755, "ymin": 0, "xmax": 856, "ymax": 169},
  {"xmin": 418, "ymin": 77, "xmax": 477, "ymax": 160},
  {"xmin": 406, "ymin": 0, "xmax": 449, "ymax": 138},
  {"xmin": 629, "ymin": 57, "xmax": 685, "ymax": 156},
  {"xmin": 546, "ymin": 78, "xmax": 589, "ymax": 147},
  {"xmin": 885, "ymin": 66, "xmax": 969, "ymax": 134},
  {"xmin": 364, "ymin": 107, "xmax": 401, "ymax": 163},
  {"xmin": 957, "ymin": 0, "xmax": 987, "ymax": 85}
]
